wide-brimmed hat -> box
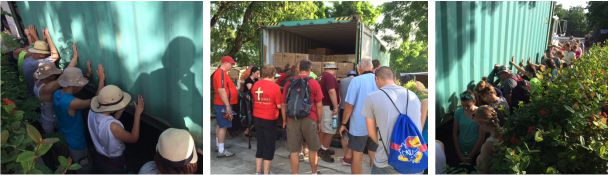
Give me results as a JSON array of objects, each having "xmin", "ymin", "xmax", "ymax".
[
  {"xmin": 28, "ymin": 40, "xmax": 51, "ymax": 54},
  {"xmin": 323, "ymin": 62, "xmax": 338, "ymax": 69},
  {"xmin": 34, "ymin": 61, "xmax": 62, "ymax": 80},
  {"xmin": 157, "ymin": 128, "xmax": 198, "ymax": 166},
  {"xmin": 57, "ymin": 67, "xmax": 89, "ymax": 87},
  {"xmin": 90, "ymin": 85, "xmax": 131, "ymax": 112}
]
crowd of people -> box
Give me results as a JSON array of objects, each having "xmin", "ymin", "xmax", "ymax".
[
  {"xmin": 213, "ymin": 56, "xmax": 429, "ymax": 174},
  {"xmin": 12, "ymin": 25, "xmax": 198, "ymax": 174},
  {"xmin": 436, "ymin": 38, "xmax": 588, "ymax": 173}
]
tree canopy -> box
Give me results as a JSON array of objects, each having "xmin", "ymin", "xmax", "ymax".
[{"xmin": 211, "ymin": 1, "xmax": 428, "ymax": 74}]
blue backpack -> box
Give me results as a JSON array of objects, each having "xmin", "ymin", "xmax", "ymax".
[{"xmin": 378, "ymin": 89, "xmax": 428, "ymax": 174}]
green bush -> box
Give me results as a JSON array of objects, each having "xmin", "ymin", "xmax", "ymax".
[
  {"xmin": 1, "ymin": 55, "xmax": 80, "ymax": 173},
  {"xmin": 490, "ymin": 44, "xmax": 608, "ymax": 173}
]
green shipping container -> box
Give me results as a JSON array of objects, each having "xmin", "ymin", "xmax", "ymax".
[
  {"xmin": 14, "ymin": 1, "xmax": 203, "ymax": 145},
  {"xmin": 436, "ymin": 1, "xmax": 553, "ymax": 118}
]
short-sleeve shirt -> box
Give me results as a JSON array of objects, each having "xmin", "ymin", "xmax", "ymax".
[
  {"xmin": 251, "ymin": 79, "xmax": 283, "ymax": 120},
  {"xmin": 23, "ymin": 56, "xmax": 52, "ymax": 95},
  {"xmin": 213, "ymin": 68, "xmax": 238, "ymax": 105},
  {"xmin": 282, "ymin": 74, "xmax": 324, "ymax": 122},
  {"xmin": 53, "ymin": 89, "xmax": 86, "ymax": 150},
  {"xmin": 344, "ymin": 72, "xmax": 378, "ymax": 136},
  {"xmin": 320, "ymin": 72, "xmax": 339, "ymax": 107},
  {"xmin": 454, "ymin": 107, "xmax": 480, "ymax": 155},
  {"xmin": 339, "ymin": 76, "xmax": 354, "ymax": 109},
  {"xmin": 362, "ymin": 84, "xmax": 422, "ymax": 167}
]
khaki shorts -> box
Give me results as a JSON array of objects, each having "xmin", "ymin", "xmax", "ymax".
[
  {"xmin": 286, "ymin": 117, "xmax": 320, "ymax": 153},
  {"xmin": 321, "ymin": 106, "xmax": 337, "ymax": 134}
]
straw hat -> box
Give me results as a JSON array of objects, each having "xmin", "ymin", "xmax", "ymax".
[
  {"xmin": 34, "ymin": 61, "xmax": 62, "ymax": 80},
  {"xmin": 157, "ymin": 128, "xmax": 198, "ymax": 166},
  {"xmin": 28, "ymin": 40, "xmax": 51, "ymax": 54},
  {"xmin": 90, "ymin": 85, "xmax": 131, "ymax": 112},
  {"xmin": 323, "ymin": 62, "xmax": 338, "ymax": 69},
  {"xmin": 57, "ymin": 67, "xmax": 89, "ymax": 87}
]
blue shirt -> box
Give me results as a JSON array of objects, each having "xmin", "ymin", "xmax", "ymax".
[
  {"xmin": 53, "ymin": 89, "xmax": 87, "ymax": 150},
  {"xmin": 344, "ymin": 73, "xmax": 378, "ymax": 136}
]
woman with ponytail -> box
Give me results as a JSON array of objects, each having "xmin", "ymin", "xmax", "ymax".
[{"xmin": 473, "ymin": 105, "xmax": 501, "ymax": 173}]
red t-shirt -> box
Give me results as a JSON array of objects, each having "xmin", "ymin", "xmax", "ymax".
[
  {"xmin": 251, "ymin": 79, "xmax": 283, "ymax": 120},
  {"xmin": 282, "ymin": 74, "xmax": 324, "ymax": 122},
  {"xmin": 320, "ymin": 71, "xmax": 339, "ymax": 106},
  {"xmin": 213, "ymin": 68, "xmax": 238, "ymax": 105}
]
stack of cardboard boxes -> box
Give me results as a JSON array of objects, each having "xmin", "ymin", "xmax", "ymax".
[{"xmin": 273, "ymin": 48, "xmax": 356, "ymax": 79}]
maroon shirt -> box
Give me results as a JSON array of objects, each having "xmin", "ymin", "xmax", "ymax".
[{"xmin": 320, "ymin": 71, "xmax": 339, "ymax": 107}]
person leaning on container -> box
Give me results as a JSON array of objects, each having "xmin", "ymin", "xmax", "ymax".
[
  {"xmin": 87, "ymin": 83, "xmax": 145, "ymax": 173},
  {"xmin": 23, "ymin": 28, "xmax": 60, "ymax": 96},
  {"xmin": 250, "ymin": 65, "xmax": 283, "ymax": 174},
  {"xmin": 33, "ymin": 43, "xmax": 89, "ymax": 135},
  {"xmin": 139, "ymin": 128, "xmax": 199, "ymax": 174},
  {"xmin": 473, "ymin": 106, "xmax": 502, "ymax": 174},
  {"xmin": 53, "ymin": 64, "xmax": 105, "ymax": 173}
]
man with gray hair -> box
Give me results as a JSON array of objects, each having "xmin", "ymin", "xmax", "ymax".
[{"xmin": 338, "ymin": 58, "xmax": 378, "ymax": 174}]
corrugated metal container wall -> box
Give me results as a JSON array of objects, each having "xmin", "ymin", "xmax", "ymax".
[
  {"xmin": 15, "ymin": 1, "xmax": 203, "ymax": 143},
  {"xmin": 436, "ymin": 1, "xmax": 553, "ymax": 118},
  {"xmin": 262, "ymin": 29, "xmax": 317, "ymax": 64},
  {"xmin": 359, "ymin": 24, "xmax": 390, "ymax": 66}
]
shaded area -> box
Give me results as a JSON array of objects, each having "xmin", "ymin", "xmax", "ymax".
[
  {"xmin": 436, "ymin": 1, "xmax": 553, "ymax": 118},
  {"xmin": 14, "ymin": 1, "xmax": 203, "ymax": 147}
]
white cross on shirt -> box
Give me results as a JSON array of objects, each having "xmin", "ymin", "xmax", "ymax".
[{"xmin": 255, "ymin": 87, "xmax": 263, "ymax": 101}]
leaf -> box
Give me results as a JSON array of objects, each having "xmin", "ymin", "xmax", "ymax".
[
  {"xmin": 37, "ymin": 143, "xmax": 53, "ymax": 156},
  {"xmin": 68, "ymin": 163, "xmax": 82, "ymax": 170},
  {"xmin": 564, "ymin": 105, "xmax": 575, "ymax": 113},
  {"xmin": 26, "ymin": 123, "xmax": 42, "ymax": 144},
  {"xmin": 1, "ymin": 130, "xmax": 8, "ymax": 144},
  {"xmin": 16, "ymin": 151, "xmax": 36, "ymax": 163},
  {"xmin": 57, "ymin": 156, "xmax": 68, "ymax": 167},
  {"xmin": 42, "ymin": 138, "xmax": 60, "ymax": 144},
  {"xmin": 534, "ymin": 130, "xmax": 544, "ymax": 142}
]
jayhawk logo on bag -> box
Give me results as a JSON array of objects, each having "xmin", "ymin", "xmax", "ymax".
[{"xmin": 391, "ymin": 136, "xmax": 428, "ymax": 163}]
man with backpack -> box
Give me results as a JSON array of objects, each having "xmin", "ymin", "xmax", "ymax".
[
  {"xmin": 212, "ymin": 56, "xmax": 239, "ymax": 158},
  {"xmin": 338, "ymin": 58, "xmax": 378, "ymax": 174},
  {"xmin": 364, "ymin": 66, "xmax": 424, "ymax": 174},
  {"xmin": 281, "ymin": 59, "xmax": 324, "ymax": 174},
  {"xmin": 495, "ymin": 65, "xmax": 530, "ymax": 111}
]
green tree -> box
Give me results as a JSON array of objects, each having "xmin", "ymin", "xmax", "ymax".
[
  {"xmin": 586, "ymin": 1, "xmax": 608, "ymax": 32},
  {"xmin": 328, "ymin": 1, "xmax": 380, "ymax": 26},
  {"xmin": 562, "ymin": 6, "xmax": 588, "ymax": 36},
  {"xmin": 376, "ymin": 1, "xmax": 428, "ymax": 73}
]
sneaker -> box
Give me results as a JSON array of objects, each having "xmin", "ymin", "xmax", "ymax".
[
  {"xmin": 326, "ymin": 148, "xmax": 335, "ymax": 155},
  {"xmin": 319, "ymin": 152, "xmax": 335, "ymax": 163},
  {"xmin": 217, "ymin": 150, "xmax": 235, "ymax": 158},
  {"xmin": 299, "ymin": 153, "xmax": 305, "ymax": 162},
  {"xmin": 214, "ymin": 144, "xmax": 232, "ymax": 152},
  {"xmin": 341, "ymin": 157, "xmax": 352, "ymax": 166}
]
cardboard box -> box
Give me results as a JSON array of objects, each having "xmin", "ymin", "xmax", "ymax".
[
  {"xmin": 307, "ymin": 48, "xmax": 333, "ymax": 55},
  {"xmin": 309, "ymin": 54, "xmax": 324, "ymax": 62},
  {"xmin": 311, "ymin": 61, "xmax": 323, "ymax": 76},
  {"xmin": 273, "ymin": 53, "xmax": 284, "ymax": 66},
  {"xmin": 336, "ymin": 62, "xmax": 355, "ymax": 78}
]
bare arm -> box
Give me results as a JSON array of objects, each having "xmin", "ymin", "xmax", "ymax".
[
  {"xmin": 43, "ymin": 28, "xmax": 60, "ymax": 62},
  {"xmin": 452, "ymin": 117, "xmax": 464, "ymax": 160},
  {"xmin": 338, "ymin": 103, "xmax": 354, "ymax": 136},
  {"xmin": 70, "ymin": 98, "xmax": 91, "ymax": 110},
  {"xmin": 469, "ymin": 128, "xmax": 486, "ymax": 159},
  {"xmin": 328, "ymin": 89, "xmax": 338, "ymax": 113},
  {"xmin": 111, "ymin": 96, "xmax": 144, "ymax": 143},
  {"xmin": 366, "ymin": 117, "xmax": 377, "ymax": 143},
  {"xmin": 67, "ymin": 43, "xmax": 79, "ymax": 67},
  {"xmin": 29, "ymin": 25, "xmax": 39, "ymax": 42},
  {"xmin": 96, "ymin": 64, "xmax": 105, "ymax": 95},
  {"xmin": 316, "ymin": 101, "xmax": 323, "ymax": 130}
]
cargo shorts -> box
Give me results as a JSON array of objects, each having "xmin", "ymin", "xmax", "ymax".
[{"xmin": 286, "ymin": 117, "xmax": 320, "ymax": 153}]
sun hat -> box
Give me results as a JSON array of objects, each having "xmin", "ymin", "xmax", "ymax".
[
  {"xmin": 28, "ymin": 40, "xmax": 51, "ymax": 54},
  {"xmin": 57, "ymin": 67, "xmax": 89, "ymax": 87},
  {"xmin": 90, "ymin": 85, "xmax": 132, "ymax": 113},
  {"xmin": 221, "ymin": 56, "xmax": 236, "ymax": 65},
  {"xmin": 34, "ymin": 61, "xmax": 62, "ymax": 80},
  {"xmin": 156, "ymin": 128, "xmax": 198, "ymax": 166},
  {"xmin": 323, "ymin": 62, "xmax": 338, "ymax": 69}
]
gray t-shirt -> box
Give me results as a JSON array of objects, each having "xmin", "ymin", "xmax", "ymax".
[
  {"xmin": 362, "ymin": 84, "xmax": 422, "ymax": 168},
  {"xmin": 339, "ymin": 76, "xmax": 354, "ymax": 109},
  {"xmin": 23, "ymin": 56, "xmax": 52, "ymax": 96}
]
